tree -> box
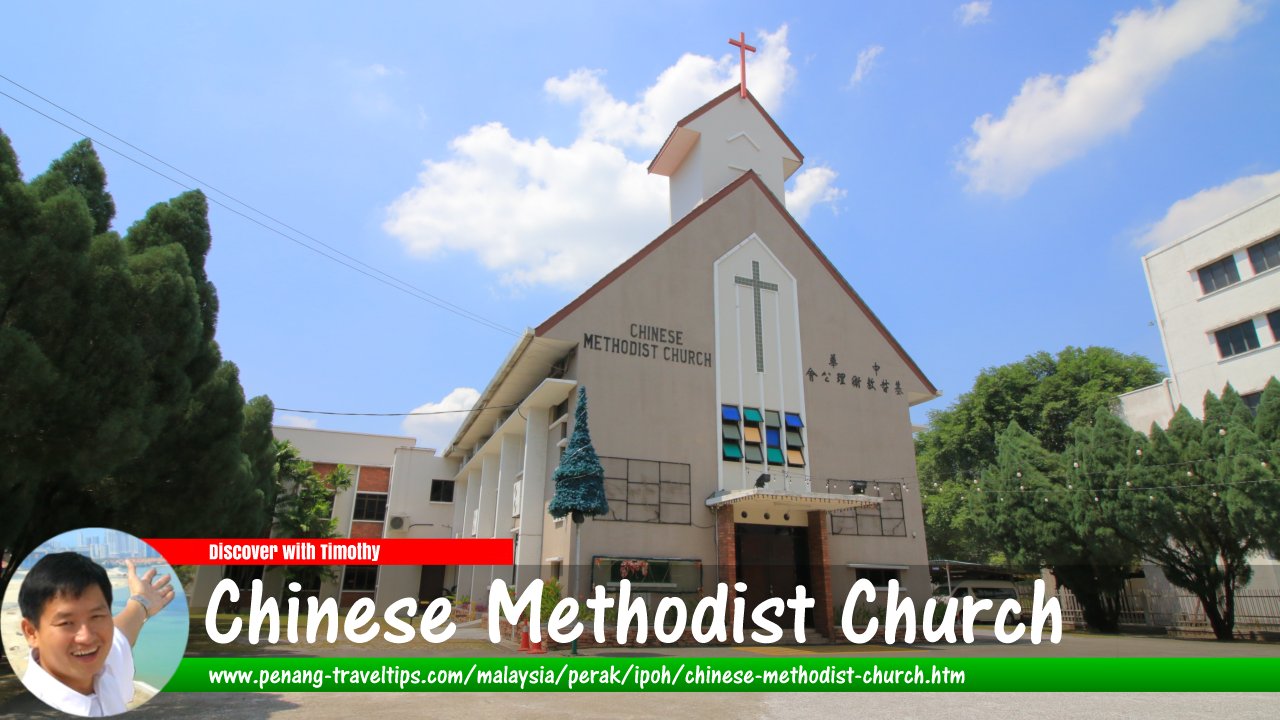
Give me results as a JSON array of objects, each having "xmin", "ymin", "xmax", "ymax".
[
  {"xmin": 975, "ymin": 417, "xmax": 1142, "ymax": 632},
  {"xmin": 0, "ymin": 131, "xmax": 274, "ymax": 586},
  {"xmin": 548, "ymin": 386, "xmax": 609, "ymax": 519},
  {"xmin": 271, "ymin": 440, "xmax": 353, "ymax": 591},
  {"xmin": 549, "ymin": 386, "xmax": 608, "ymax": 605},
  {"xmin": 917, "ymin": 346, "xmax": 1161, "ymax": 561},
  {"xmin": 1127, "ymin": 386, "xmax": 1280, "ymax": 640}
]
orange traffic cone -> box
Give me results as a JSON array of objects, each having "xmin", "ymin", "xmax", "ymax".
[
  {"xmin": 519, "ymin": 624, "xmax": 530, "ymax": 652},
  {"xmin": 529, "ymin": 636, "xmax": 547, "ymax": 654}
]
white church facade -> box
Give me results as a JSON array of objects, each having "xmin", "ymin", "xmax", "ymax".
[
  {"xmin": 444, "ymin": 86, "xmax": 940, "ymax": 637},
  {"xmin": 191, "ymin": 84, "xmax": 940, "ymax": 637}
]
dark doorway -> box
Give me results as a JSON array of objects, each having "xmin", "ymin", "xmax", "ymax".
[
  {"xmin": 418, "ymin": 565, "xmax": 445, "ymax": 603},
  {"xmin": 735, "ymin": 523, "xmax": 811, "ymax": 628}
]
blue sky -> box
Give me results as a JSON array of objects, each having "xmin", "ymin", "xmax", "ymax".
[{"xmin": 4, "ymin": 1, "xmax": 1278, "ymax": 451}]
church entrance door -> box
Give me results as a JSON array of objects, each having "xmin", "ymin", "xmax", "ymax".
[{"xmin": 735, "ymin": 523, "xmax": 812, "ymax": 628}]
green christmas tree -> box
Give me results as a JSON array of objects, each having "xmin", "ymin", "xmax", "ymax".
[{"xmin": 549, "ymin": 386, "xmax": 609, "ymax": 519}]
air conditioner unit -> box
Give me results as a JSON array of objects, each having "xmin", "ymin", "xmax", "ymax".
[{"xmin": 389, "ymin": 514, "xmax": 409, "ymax": 531}]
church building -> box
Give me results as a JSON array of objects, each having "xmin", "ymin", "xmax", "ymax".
[{"xmin": 444, "ymin": 76, "xmax": 940, "ymax": 637}]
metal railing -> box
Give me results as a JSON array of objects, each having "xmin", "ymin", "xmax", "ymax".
[{"xmin": 1054, "ymin": 587, "xmax": 1280, "ymax": 632}]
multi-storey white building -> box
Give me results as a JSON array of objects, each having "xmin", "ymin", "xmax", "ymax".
[
  {"xmin": 1121, "ymin": 191, "xmax": 1280, "ymax": 431},
  {"xmin": 191, "ymin": 427, "xmax": 459, "ymax": 611},
  {"xmin": 1120, "ymin": 190, "xmax": 1280, "ymax": 594}
]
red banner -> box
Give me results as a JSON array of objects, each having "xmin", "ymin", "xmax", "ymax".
[{"xmin": 143, "ymin": 538, "xmax": 513, "ymax": 566}]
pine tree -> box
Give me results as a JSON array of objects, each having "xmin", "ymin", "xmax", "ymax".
[
  {"xmin": 548, "ymin": 386, "xmax": 609, "ymax": 519},
  {"xmin": 0, "ymin": 131, "xmax": 276, "ymax": 585},
  {"xmin": 1137, "ymin": 389, "xmax": 1280, "ymax": 640}
]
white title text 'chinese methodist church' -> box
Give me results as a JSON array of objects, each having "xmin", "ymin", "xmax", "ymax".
[{"xmin": 193, "ymin": 51, "xmax": 942, "ymax": 638}]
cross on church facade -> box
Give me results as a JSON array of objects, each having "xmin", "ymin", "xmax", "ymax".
[
  {"xmin": 735, "ymin": 260, "xmax": 778, "ymax": 372},
  {"xmin": 728, "ymin": 31, "xmax": 756, "ymax": 99}
]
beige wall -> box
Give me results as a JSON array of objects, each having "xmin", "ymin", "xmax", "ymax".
[
  {"xmin": 375, "ymin": 447, "xmax": 458, "ymax": 612},
  {"xmin": 540, "ymin": 176, "xmax": 933, "ymax": 594}
]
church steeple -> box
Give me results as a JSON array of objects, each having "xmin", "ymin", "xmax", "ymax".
[{"xmin": 648, "ymin": 87, "xmax": 804, "ymax": 225}]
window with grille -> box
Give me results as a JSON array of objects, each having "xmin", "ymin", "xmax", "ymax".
[
  {"xmin": 352, "ymin": 492, "xmax": 388, "ymax": 521},
  {"xmin": 1214, "ymin": 320, "xmax": 1259, "ymax": 359},
  {"xmin": 1197, "ymin": 256, "xmax": 1241, "ymax": 294}
]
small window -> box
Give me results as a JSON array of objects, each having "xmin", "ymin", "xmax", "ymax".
[
  {"xmin": 1215, "ymin": 320, "xmax": 1260, "ymax": 359},
  {"xmin": 1248, "ymin": 235, "xmax": 1280, "ymax": 274},
  {"xmin": 764, "ymin": 410, "xmax": 782, "ymax": 428},
  {"xmin": 721, "ymin": 405, "xmax": 741, "ymax": 422},
  {"xmin": 786, "ymin": 448, "xmax": 805, "ymax": 467},
  {"xmin": 784, "ymin": 413, "xmax": 804, "ymax": 429},
  {"xmin": 352, "ymin": 492, "xmax": 388, "ymax": 521},
  {"xmin": 722, "ymin": 441, "xmax": 743, "ymax": 460},
  {"xmin": 743, "ymin": 426, "xmax": 763, "ymax": 444},
  {"xmin": 743, "ymin": 444, "xmax": 764, "ymax": 463},
  {"xmin": 766, "ymin": 447, "xmax": 785, "ymax": 465},
  {"xmin": 342, "ymin": 566, "xmax": 378, "ymax": 591},
  {"xmin": 857, "ymin": 568, "xmax": 901, "ymax": 588},
  {"xmin": 1198, "ymin": 256, "xmax": 1241, "ymax": 294},
  {"xmin": 1269, "ymin": 309, "xmax": 1280, "ymax": 342},
  {"xmin": 429, "ymin": 480, "xmax": 454, "ymax": 503},
  {"xmin": 743, "ymin": 407, "xmax": 763, "ymax": 424},
  {"xmin": 1242, "ymin": 391, "xmax": 1263, "ymax": 415},
  {"xmin": 722, "ymin": 424, "xmax": 742, "ymax": 441}
]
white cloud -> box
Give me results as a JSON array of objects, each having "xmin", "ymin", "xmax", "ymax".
[
  {"xmin": 957, "ymin": 1, "xmax": 992, "ymax": 27},
  {"xmin": 402, "ymin": 387, "xmax": 481, "ymax": 452},
  {"xmin": 786, "ymin": 166, "xmax": 847, "ymax": 222},
  {"xmin": 959, "ymin": 0, "xmax": 1253, "ymax": 196},
  {"xmin": 275, "ymin": 414, "xmax": 318, "ymax": 429},
  {"xmin": 367, "ymin": 63, "xmax": 403, "ymax": 77},
  {"xmin": 850, "ymin": 45, "xmax": 884, "ymax": 86},
  {"xmin": 1137, "ymin": 171, "xmax": 1280, "ymax": 249},
  {"xmin": 384, "ymin": 25, "xmax": 835, "ymax": 289}
]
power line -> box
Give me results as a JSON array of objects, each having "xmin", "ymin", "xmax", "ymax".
[{"xmin": 0, "ymin": 76, "xmax": 520, "ymax": 337}]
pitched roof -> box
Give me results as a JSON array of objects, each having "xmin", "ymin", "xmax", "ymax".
[
  {"xmin": 648, "ymin": 86, "xmax": 804, "ymax": 177},
  {"xmin": 535, "ymin": 170, "xmax": 938, "ymax": 397}
]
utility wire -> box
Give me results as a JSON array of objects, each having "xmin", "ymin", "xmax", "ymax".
[
  {"xmin": 0, "ymin": 77, "xmax": 519, "ymax": 337},
  {"xmin": 276, "ymin": 404, "xmax": 519, "ymax": 417}
]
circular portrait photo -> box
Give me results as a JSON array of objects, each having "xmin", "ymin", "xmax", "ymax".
[{"xmin": 2, "ymin": 528, "xmax": 188, "ymax": 716}]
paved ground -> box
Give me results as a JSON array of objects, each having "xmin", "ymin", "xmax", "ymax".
[
  {"xmin": 3, "ymin": 626, "xmax": 1278, "ymax": 719},
  {"xmin": 6, "ymin": 688, "xmax": 1279, "ymax": 719}
]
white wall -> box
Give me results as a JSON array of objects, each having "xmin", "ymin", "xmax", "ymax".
[{"xmin": 1123, "ymin": 193, "xmax": 1280, "ymax": 426}]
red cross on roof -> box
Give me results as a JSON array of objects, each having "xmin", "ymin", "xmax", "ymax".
[{"xmin": 728, "ymin": 31, "xmax": 756, "ymax": 99}]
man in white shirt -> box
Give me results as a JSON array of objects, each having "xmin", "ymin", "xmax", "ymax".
[{"xmin": 18, "ymin": 553, "xmax": 175, "ymax": 717}]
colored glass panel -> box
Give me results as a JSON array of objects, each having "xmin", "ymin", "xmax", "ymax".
[
  {"xmin": 722, "ymin": 442, "xmax": 743, "ymax": 460},
  {"xmin": 744, "ymin": 444, "xmax": 763, "ymax": 463},
  {"xmin": 766, "ymin": 428, "xmax": 780, "ymax": 447},
  {"xmin": 722, "ymin": 424, "xmax": 742, "ymax": 441},
  {"xmin": 721, "ymin": 405, "xmax": 741, "ymax": 422},
  {"xmin": 786, "ymin": 431, "xmax": 804, "ymax": 448},
  {"xmin": 765, "ymin": 410, "xmax": 782, "ymax": 427},
  {"xmin": 787, "ymin": 449, "xmax": 805, "ymax": 466},
  {"xmin": 767, "ymin": 447, "xmax": 785, "ymax": 464},
  {"xmin": 743, "ymin": 426, "xmax": 762, "ymax": 443},
  {"xmin": 744, "ymin": 407, "xmax": 763, "ymax": 423},
  {"xmin": 785, "ymin": 413, "xmax": 803, "ymax": 428}
]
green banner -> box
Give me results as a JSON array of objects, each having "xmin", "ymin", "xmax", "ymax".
[{"xmin": 165, "ymin": 657, "xmax": 1280, "ymax": 693}]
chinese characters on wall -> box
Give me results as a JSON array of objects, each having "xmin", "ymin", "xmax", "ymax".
[{"xmin": 805, "ymin": 355, "xmax": 904, "ymax": 397}]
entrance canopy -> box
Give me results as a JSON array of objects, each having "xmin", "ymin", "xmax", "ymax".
[{"xmin": 706, "ymin": 487, "xmax": 879, "ymax": 514}]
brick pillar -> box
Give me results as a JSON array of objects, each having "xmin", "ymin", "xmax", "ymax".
[
  {"xmin": 715, "ymin": 504, "xmax": 737, "ymax": 630},
  {"xmin": 807, "ymin": 511, "xmax": 833, "ymax": 638}
]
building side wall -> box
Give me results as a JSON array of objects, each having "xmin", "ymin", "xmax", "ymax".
[
  {"xmin": 1137, "ymin": 193, "xmax": 1280, "ymax": 418},
  {"xmin": 541, "ymin": 179, "xmax": 931, "ymax": 592}
]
